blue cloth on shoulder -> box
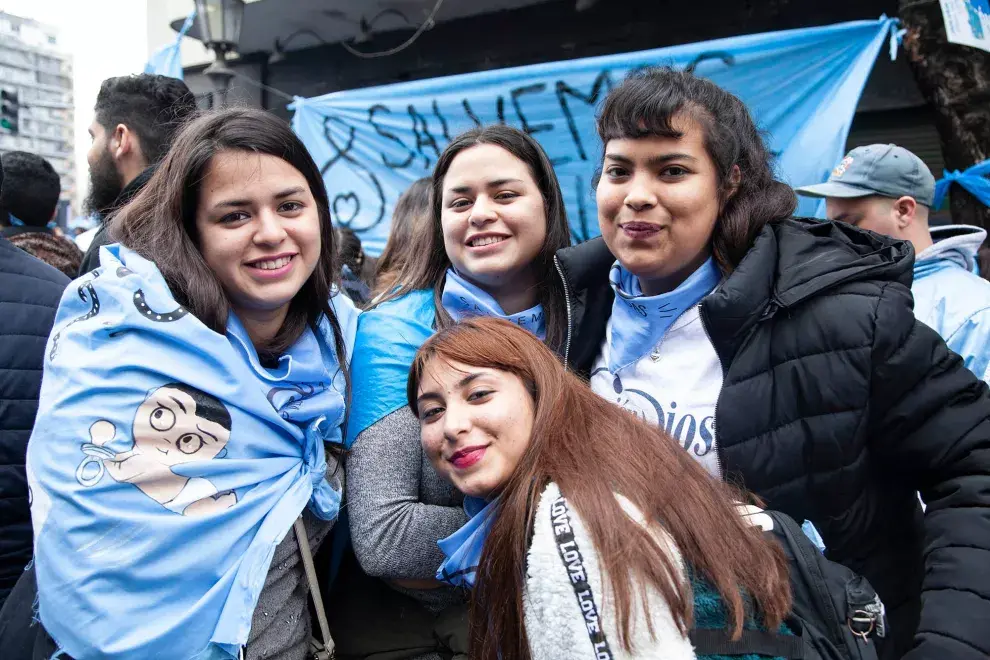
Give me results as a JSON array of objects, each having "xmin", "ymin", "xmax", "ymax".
[
  {"xmin": 27, "ymin": 245, "xmax": 353, "ymax": 660},
  {"xmin": 346, "ymin": 290, "xmax": 436, "ymax": 445},
  {"xmin": 436, "ymin": 497, "xmax": 497, "ymax": 588}
]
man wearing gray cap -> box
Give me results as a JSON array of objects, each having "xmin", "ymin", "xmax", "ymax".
[{"xmin": 797, "ymin": 144, "xmax": 990, "ymax": 382}]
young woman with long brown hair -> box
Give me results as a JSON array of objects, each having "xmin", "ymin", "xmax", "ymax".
[
  {"xmin": 408, "ymin": 316, "xmax": 792, "ymax": 659},
  {"xmin": 342, "ymin": 124, "xmax": 572, "ymax": 658},
  {"xmin": 5, "ymin": 108, "xmax": 357, "ymax": 660},
  {"xmin": 371, "ymin": 176, "xmax": 433, "ymax": 301}
]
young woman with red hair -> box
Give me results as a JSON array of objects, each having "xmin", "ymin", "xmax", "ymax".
[{"xmin": 408, "ymin": 317, "xmax": 792, "ymax": 660}]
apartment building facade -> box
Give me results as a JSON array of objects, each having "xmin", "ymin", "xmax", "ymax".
[{"xmin": 0, "ymin": 11, "xmax": 75, "ymax": 223}]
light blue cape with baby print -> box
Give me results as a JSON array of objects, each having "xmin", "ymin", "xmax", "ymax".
[{"xmin": 26, "ymin": 245, "xmax": 356, "ymax": 660}]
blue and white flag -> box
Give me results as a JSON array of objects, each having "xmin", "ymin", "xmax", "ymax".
[{"xmin": 291, "ymin": 17, "xmax": 898, "ymax": 255}]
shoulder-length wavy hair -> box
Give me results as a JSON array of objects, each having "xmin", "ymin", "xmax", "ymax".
[
  {"xmin": 371, "ymin": 176, "xmax": 432, "ymax": 300},
  {"xmin": 407, "ymin": 317, "xmax": 791, "ymax": 660},
  {"xmin": 109, "ymin": 107, "xmax": 349, "ymax": 369},
  {"xmin": 377, "ymin": 125, "xmax": 571, "ymax": 352},
  {"xmin": 597, "ymin": 66, "xmax": 797, "ymax": 273}
]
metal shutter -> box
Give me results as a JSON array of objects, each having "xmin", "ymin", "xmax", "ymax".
[
  {"xmin": 846, "ymin": 108, "xmax": 955, "ymax": 221},
  {"xmin": 846, "ymin": 108, "xmax": 944, "ymax": 177}
]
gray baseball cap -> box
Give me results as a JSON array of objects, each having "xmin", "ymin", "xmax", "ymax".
[{"xmin": 796, "ymin": 144, "xmax": 935, "ymax": 207}]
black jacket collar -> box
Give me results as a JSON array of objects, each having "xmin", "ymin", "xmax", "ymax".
[
  {"xmin": 702, "ymin": 218, "xmax": 914, "ymax": 366},
  {"xmin": 79, "ymin": 165, "xmax": 158, "ymax": 277},
  {"xmin": 556, "ymin": 218, "xmax": 915, "ymax": 373},
  {"xmin": 104, "ymin": 165, "xmax": 156, "ymax": 223},
  {"xmin": 554, "ymin": 235, "xmax": 614, "ymax": 294}
]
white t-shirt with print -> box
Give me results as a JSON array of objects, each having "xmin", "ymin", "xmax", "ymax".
[{"xmin": 590, "ymin": 304, "xmax": 724, "ymax": 478}]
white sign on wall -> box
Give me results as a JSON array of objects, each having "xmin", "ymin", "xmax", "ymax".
[{"xmin": 940, "ymin": 0, "xmax": 990, "ymax": 52}]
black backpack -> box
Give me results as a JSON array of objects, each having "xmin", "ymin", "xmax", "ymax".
[{"xmin": 690, "ymin": 510, "xmax": 886, "ymax": 659}]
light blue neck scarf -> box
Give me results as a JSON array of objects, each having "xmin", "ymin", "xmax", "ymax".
[
  {"xmin": 441, "ymin": 268, "xmax": 546, "ymax": 340},
  {"xmin": 606, "ymin": 257, "xmax": 721, "ymax": 373},
  {"xmin": 437, "ymin": 496, "xmax": 498, "ymax": 588},
  {"xmin": 27, "ymin": 245, "xmax": 352, "ymax": 660}
]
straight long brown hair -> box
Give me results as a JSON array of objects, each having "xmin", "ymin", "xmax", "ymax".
[
  {"xmin": 371, "ymin": 176, "xmax": 432, "ymax": 299},
  {"xmin": 377, "ymin": 125, "xmax": 571, "ymax": 352},
  {"xmin": 109, "ymin": 108, "xmax": 349, "ymax": 374},
  {"xmin": 408, "ymin": 318, "xmax": 791, "ymax": 660}
]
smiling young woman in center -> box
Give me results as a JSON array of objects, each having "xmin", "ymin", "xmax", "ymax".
[{"xmin": 343, "ymin": 124, "xmax": 572, "ymax": 657}]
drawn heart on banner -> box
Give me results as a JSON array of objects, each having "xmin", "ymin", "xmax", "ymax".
[
  {"xmin": 319, "ymin": 116, "xmax": 387, "ymax": 233},
  {"xmin": 332, "ymin": 193, "xmax": 360, "ymax": 226}
]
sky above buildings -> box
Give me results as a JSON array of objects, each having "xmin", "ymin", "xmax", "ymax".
[{"xmin": 0, "ymin": 0, "xmax": 150, "ymax": 212}]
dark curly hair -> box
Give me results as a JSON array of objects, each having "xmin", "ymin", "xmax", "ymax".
[
  {"xmin": 95, "ymin": 74, "xmax": 198, "ymax": 165},
  {"xmin": 0, "ymin": 151, "xmax": 60, "ymax": 227},
  {"xmin": 597, "ymin": 67, "xmax": 796, "ymax": 272},
  {"xmin": 8, "ymin": 232, "xmax": 82, "ymax": 278}
]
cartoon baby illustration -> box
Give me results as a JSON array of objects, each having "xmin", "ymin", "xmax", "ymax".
[{"xmin": 78, "ymin": 383, "xmax": 236, "ymax": 517}]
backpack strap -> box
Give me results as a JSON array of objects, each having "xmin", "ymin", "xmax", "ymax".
[
  {"xmin": 766, "ymin": 510, "xmax": 851, "ymax": 654},
  {"xmin": 689, "ymin": 628, "xmax": 804, "ymax": 658}
]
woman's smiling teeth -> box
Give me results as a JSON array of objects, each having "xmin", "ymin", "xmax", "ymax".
[
  {"xmin": 470, "ymin": 236, "xmax": 507, "ymax": 247},
  {"xmin": 250, "ymin": 255, "xmax": 293, "ymax": 270}
]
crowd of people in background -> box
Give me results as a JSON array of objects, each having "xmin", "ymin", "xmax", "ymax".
[{"xmin": 0, "ymin": 65, "xmax": 988, "ymax": 660}]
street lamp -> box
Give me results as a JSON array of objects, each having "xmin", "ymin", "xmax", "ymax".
[{"xmin": 194, "ymin": 0, "xmax": 244, "ymax": 101}]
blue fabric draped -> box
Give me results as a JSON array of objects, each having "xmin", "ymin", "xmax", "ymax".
[
  {"xmin": 7, "ymin": 213, "xmax": 55, "ymax": 229},
  {"xmin": 290, "ymin": 17, "xmax": 898, "ymax": 255},
  {"xmin": 346, "ymin": 290, "xmax": 436, "ymax": 445},
  {"xmin": 145, "ymin": 10, "xmax": 195, "ymax": 79},
  {"xmin": 605, "ymin": 258, "xmax": 721, "ymax": 374},
  {"xmin": 26, "ymin": 245, "xmax": 352, "ymax": 660},
  {"xmin": 441, "ymin": 268, "xmax": 546, "ymax": 341},
  {"xmin": 934, "ymin": 158, "xmax": 990, "ymax": 209},
  {"xmin": 436, "ymin": 497, "xmax": 497, "ymax": 588}
]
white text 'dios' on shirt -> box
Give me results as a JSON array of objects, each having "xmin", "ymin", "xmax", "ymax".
[{"xmin": 591, "ymin": 304, "xmax": 724, "ymax": 479}]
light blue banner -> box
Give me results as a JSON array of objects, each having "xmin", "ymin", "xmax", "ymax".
[{"xmin": 291, "ymin": 17, "xmax": 898, "ymax": 256}]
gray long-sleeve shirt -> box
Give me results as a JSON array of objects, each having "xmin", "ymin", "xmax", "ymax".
[
  {"xmin": 246, "ymin": 460, "xmax": 342, "ymax": 660},
  {"xmin": 345, "ymin": 406, "xmax": 467, "ymax": 610}
]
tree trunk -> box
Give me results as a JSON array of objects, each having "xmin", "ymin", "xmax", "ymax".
[{"xmin": 899, "ymin": 0, "xmax": 990, "ymax": 230}]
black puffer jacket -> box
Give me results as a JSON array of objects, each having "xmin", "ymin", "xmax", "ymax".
[
  {"xmin": 554, "ymin": 218, "xmax": 990, "ymax": 660},
  {"xmin": 0, "ymin": 236, "xmax": 68, "ymax": 611}
]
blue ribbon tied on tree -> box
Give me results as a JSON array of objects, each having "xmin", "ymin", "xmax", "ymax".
[{"xmin": 934, "ymin": 158, "xmax": 990, "ymax": 209}]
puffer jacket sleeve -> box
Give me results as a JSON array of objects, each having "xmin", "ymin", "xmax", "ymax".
[
  {"xmin": 0, "ymin": 243, "xmax": 68, "ymax": 611},
  {"xmin": 869, "ymin": 281, "xmax": 990, "ymax": 660}
]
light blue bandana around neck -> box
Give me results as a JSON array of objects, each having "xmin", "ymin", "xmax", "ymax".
[
  {"xmin": 441, "ymin": 268, "xmax": 546, "ymax": 340},
  {"xmin": 27, "ymin": 245, "xmax": 351, "ymax": 660},
  {"xmin": 606, "ymin": 257, "xmax": 721, "ymax": 373},
  {"xmin": 437, "ymin": 496, "xmax": 498, "ymax": 588}
]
